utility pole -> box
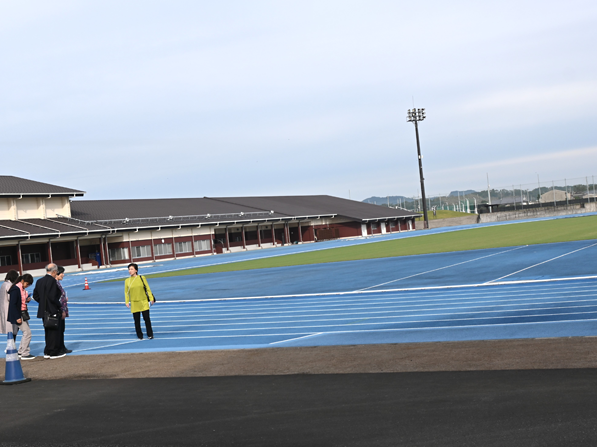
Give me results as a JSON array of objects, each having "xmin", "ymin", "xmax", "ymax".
[{"xmin": 406, "ymin": 108, "xmax": 428, "ymax": 229}]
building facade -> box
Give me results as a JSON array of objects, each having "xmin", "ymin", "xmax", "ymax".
[{"xmin": 0, "ymin": 177, "xmax": 421, "ymax": 276}]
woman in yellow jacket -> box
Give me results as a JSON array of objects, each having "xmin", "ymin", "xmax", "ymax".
[{"xmin": 125, "ymin": 263, "xmax": 155, "ymax": 340}]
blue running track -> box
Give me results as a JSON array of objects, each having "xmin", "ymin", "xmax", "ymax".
[{"xmin": 6, "ymin": 214, "xmax": 597, "ymax": 356}]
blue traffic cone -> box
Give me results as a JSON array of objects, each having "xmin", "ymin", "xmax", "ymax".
[{"xmin": 2, "ymin": 332, "xmax": 31, "ymax": 385}]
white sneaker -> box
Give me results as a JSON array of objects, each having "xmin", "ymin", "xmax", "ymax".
[
  {"xmin": 44, "ymin": 354, "xmax": 51, "ymax": 359},
  {"xmin": 20, "ymin": 354, "xmax": 36, "ymax": 360},
  {"xmin": 50, "ymin": 353, "xmax": 66, "ymax": 359}
]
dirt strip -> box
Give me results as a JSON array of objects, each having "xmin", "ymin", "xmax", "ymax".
[{"xmin": 2, "ymin": 337, "xmax": 597, "ymax": 381}]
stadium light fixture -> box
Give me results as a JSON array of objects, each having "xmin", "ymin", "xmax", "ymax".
[{"xmin": 406, "ymin": 108, "xmax": 429, "ymax": 229}]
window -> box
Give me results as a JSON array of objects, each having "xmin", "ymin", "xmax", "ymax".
[
  {"xmin": 0, "ymin": 255, "xmax": 12, "ymax": 266},
  {"xmin": 195, "ymin": 239, "xmax": 210, "ymax": 251},
  {"xmin": 371, "ymin": 223, "xmax": 378, "ymax": 230},
  {"xmin": 108, "ymin": 247, "xmax": 129, "ymax": 261},
  {"xmin": 175, "ymin": 241, "xmax": 192, "ymax": 254},
  {"xmin": 132, "ymin": 245, "xmax": 152, "ymax": 259},
  {"xmin": 154, "ymin": 243, "xmax": 173, "ymax": 256},
  {"xmin": 22, "ymin": 253, "xmax": 41, "ymax": 264}
]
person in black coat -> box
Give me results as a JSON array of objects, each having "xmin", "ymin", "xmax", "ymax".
[
  {"xmin": 32, "ymin": 263, "xmax": 65, "ymax": 359},
  {"xmin": 7, "ymin": 283, "xmax": 23, "ymax": 327},
  {"xmin": 7, "ymin": 274, "xmax": 35, "ymax": 359}
]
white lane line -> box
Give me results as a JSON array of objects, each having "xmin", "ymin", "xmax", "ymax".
[
  {"xmin": 55, "ymin": 304, "xmax": 597, "ymax": 334},
  {"xmin": 486, "ymin": 241, "xmax": 597, "ymax": 283},
  {"xmin": 43, "ymin": 308, "xmax": 597, "ymax": 337},
  {"xmin": 357, "ymin": 246, "xmax": 528, "ymax": 291},
  {"xmin": 30, "ymin": 289, "xmax": 597, "ymax": 329},
  {"xmin": 65, "ymin": 295, "xmax": 597, "ymax": 322},
  {"xmin": 302, "ymin": 317, "xmax": 597, "ymax": 337},
  {"xmin": 67, "ymin": 273, "xmax": 597, "ymax": 305},
  {"xmin": 66, "ymin": 333, "xmax": 314, "ymax": 341},
  {"xmin": 60, "ymin": 296, "xmax": 597, "ymax": 328},
  {"xmin": 58, "ymin": 313, "xmax": 597, "ymax": 343},
  {"xmin": 73, "ymin": 339, "xmax": 142, "ymax": 353},
  {"xmin": 67, "ymin": 292, "xmax": 597, "ymax": 322},
  {"xmin": 68, "ymin": 282, "xmax": 597, "ymax": 312},
  {"xmin": 66, "ymin": 287, "xmax": 597, "ymax": 319},
  {"xmin": 270, "ymin": 333, "xmax": 322, "ymax": 345}
]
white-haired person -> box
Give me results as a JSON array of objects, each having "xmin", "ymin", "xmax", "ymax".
[
  {"xmin": 124, "ymin": 263, "xmax": 155, "ymax": 340},
  {"xmin": 32, "ymin": 263, "xmax": 65, "ymax": 359},
  {"xmin": 56, "ymin": 266, "xmax": 72, "ymax": 355}
]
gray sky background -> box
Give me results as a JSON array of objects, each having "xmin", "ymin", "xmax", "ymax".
[{"xmin": 1, "ymin": 1, "xmax": 596, "ymax": 201}]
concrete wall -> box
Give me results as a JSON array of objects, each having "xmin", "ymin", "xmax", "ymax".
[
  {"xmin": 45, "ymin": 197, "xmax": 70, "ymax": 218},
  {"xmin": 0, "ymin": 199, "xmax": 15, "ymax": 220},
  {"xmin": 415, "ymin": 215, "xmax": 479, "ymax": 229},
  {"xmin": 479, "ymin": 202, "xmax": 597, "ymax": 223},
  {"xmin": 0, "ymin": 196, "xmax": 72, "ymax": 220},
  {"xmin": 414, "ymin": 202, "xmax": 597, "ymax": 229},
  {"xmin": 16, "ymin": 198, "xmax": 42, "ymax": 219}
]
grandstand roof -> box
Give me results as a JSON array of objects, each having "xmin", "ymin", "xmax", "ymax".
[
  {"xmin": 69, "ymin": 195, "xmax": 419, "ymax": 225},
  {"xmin": 0, "ymin": 193, "xmax": 420, "ymax": 239},
  {"xmin": 0, "ymin": 176, "xmax": 85, "ymax": 197}
]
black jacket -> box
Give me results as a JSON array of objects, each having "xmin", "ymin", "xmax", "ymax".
[
  {"xmin": 7, "ymin": 285, "xmax": 22, "ymax": 325},
  {"xmin": 33, "ymin": 274, "xmax": 61, "ymax": 319}
]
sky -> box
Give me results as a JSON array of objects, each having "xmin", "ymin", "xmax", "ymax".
[{"xmin": 1, "ymin": 1, "xmax": 596, "ymax": 201}]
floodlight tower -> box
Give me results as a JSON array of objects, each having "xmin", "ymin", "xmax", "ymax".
[{"xmin": 407, "ymin": 108, "xmax": 429, "ymax": 229}]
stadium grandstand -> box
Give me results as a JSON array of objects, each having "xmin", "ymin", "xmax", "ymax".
[{"xmin": 0, "ymin": 176, "xmax": 421, "ymax": 275}]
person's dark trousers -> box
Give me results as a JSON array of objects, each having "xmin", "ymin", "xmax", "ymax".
[
  {"xmin": 133, "ymin": 310, "xmax": 153, "ymax": 339},
  {"xmin": 59, "ymin": 318, "xmax": 66, "ymax": 352},
  {"xmin": 44, "ymin": 327, "xmax": 62, "ymax": 356}
]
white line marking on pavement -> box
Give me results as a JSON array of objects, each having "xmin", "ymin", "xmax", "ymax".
[
  {"xmin": 69, "ymin": 274, "xmax": 597, "ymax": 305},
  {"xmin": 486, "ymin": 241, "xmax": 597, "ymax": 283},
  {"xmin": 269, "ymin": 333, "xmax": 323, "ymax": 345},
  {"xmin": 72, "ymin": 339, "xmax": 142, "ymax": 353},
  {"xmin": 357, "ymin": 246, "xmax": 528, "ymax": 291}
]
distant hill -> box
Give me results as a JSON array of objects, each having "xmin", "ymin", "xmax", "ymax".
[
  {"xmin": 448, "ymin": 190, "xmax": 476, "ymax": 197},
  {"xmin": 362, "ymin": 196, "xmax": 414, "ymax": 205}
]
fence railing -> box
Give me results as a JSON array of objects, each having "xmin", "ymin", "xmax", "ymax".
[{"xmin": 383, "ymin": 175, "xmax": 597, "ymax": 214}]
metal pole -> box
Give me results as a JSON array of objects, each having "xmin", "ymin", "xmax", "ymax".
[
  {"xmin": 487, "ymin": 173, "xmax": 492, "ymax": 213},
  {"xmin": 413, "ymin": 120, "xmax": 429, "ymax": 228}
]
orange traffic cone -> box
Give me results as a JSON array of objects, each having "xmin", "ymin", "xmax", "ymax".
[{"xmin": 83, "ymin": 277, "xmax": 90, "ymax": 290}]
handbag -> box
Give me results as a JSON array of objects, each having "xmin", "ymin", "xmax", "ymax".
[
  {"xmin": 21, "ymin": 309, "xmax": 30, "ymax": 321},
  {"xmin": 140, "ymin": 276, "xmax": 156, "ymax": 303},
  {"xmin": 43, "ymin": 311, "xmax": 60, "ymax": 330}
]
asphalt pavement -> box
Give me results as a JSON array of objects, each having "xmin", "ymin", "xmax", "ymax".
[{"xmin": 2, "ymin": 369, "xmax": 597, "ymax": 446}]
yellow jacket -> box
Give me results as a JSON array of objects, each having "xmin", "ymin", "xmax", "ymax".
[{"xmin": 124, "ymin": 275, "xmax": 154, "ymax": 313}]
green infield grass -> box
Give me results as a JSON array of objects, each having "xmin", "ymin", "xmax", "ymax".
[{"xmin": 139, "ymin": 215, "xmax": 597, "ymax": 279}]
